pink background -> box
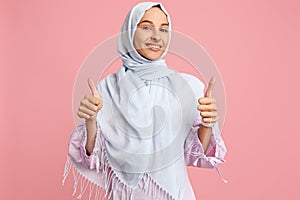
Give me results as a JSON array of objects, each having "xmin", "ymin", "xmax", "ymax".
[{"xmin": 1, "ymin": 0, "xmax": 300, "ymax": 199}]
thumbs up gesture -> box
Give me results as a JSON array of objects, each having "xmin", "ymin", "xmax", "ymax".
[
  {"xmin": 197, "ymin": 76, "xmax": 218, "ymax": 127},
  {"xmin": 77, "ymin": 78, "xmax": 103, "ymax": 121}
]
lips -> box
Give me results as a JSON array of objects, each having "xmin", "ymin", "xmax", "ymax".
[{"xmin": 145, "ymin": 43, "xmax": 162, "ymax": 51}]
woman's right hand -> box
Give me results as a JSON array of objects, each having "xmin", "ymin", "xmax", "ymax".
[{"xmin": 77, "ymin": 78, "xmax": 103, "ymax": 121}]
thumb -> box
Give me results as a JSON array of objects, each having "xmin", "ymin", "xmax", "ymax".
[
  {"xmin": 205, "ymin": 76, "xmax": 216, "ymax": 97},
  {"xmin": 88, "ymin": 78, "xmax": 101, "ymax": 104},
  {"xmin": 88, "ymin": 77, "xmax": 97, "ymax": 95}
]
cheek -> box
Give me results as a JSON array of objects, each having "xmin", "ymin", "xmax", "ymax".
[
  {"xmin": 133, "ymin": 37, "xmax": 141, "ymax": 50},
  {"xmin": 133, "ymin": 31, "xmax": 146, "ymax": 49},
  {"xmin": 162, "ymin": 35, "xmax": 169, "ymax": 47}
]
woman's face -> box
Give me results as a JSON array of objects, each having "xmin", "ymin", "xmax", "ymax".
[{"xmin": 133, "ymin": 7, "xmax": 169, "ymax": 61}]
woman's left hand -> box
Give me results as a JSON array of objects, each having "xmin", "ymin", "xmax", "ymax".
[{"xmin": 197, "ymin": 77, "xmax": 218, "ymax": 124}]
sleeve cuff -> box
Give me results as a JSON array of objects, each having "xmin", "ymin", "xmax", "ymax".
[
  {"xmin": 185, "ymin": 116, "xmax": 227, "ymax": 168},
  {"xmin": 79, "ymin": 121, "xmax": 104, "ymax": 171}
]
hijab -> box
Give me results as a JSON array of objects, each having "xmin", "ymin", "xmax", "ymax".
[{"xmin": 97, "ymin": 0, "xmax": 198, "ymax": 194}]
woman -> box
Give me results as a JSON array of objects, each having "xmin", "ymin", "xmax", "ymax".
[{"xmin": 63, "ymin": 2, "xmax": 227, "ymax": 200}]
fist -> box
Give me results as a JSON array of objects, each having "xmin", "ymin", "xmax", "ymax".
[
  {"xmin": 77, "ymin": 78, "xmax": 103, "ymax": 120},
  {"xmin": 197, "ymin": 77, "xmax": 218, "ymax": 124}
]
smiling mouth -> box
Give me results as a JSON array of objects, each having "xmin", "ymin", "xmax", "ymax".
[{"xmin": 145, "ymin": 43, "xmax": 162, "ymax": 51}]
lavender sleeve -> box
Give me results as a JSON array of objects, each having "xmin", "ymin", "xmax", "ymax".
[
  {"xmin": 68, "ymin": 121, "xmax": 104, "ymax": 171},
  {"xmin": 184, "ymin": 115, "xmax": 227, "ymax": 168}
]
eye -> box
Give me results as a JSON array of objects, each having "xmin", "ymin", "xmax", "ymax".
[
  {"xmin": 160, "ymin": 28, "xmax": 168, "ymax": 33},
  {"xmin": 142, "ymin": 26, "xmax": 152, "ymax": 31}
]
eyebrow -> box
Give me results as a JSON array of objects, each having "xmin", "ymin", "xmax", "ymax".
[{"xmin": 137, "ymin": 20, "xmax": 169, "ymax": 26}]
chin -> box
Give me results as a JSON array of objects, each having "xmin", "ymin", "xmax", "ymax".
[
  {"xmin": 147, "ymin": 56, "xmax": 161, "ymax": 61},
  {"xmin": 144, "ymin": 51, "xmax": 165, "ymax": 61}
]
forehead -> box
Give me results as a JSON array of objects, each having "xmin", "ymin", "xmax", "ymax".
[{"xmin": 139, "ymin": 7, "xmax": 168, "ymax": 24}]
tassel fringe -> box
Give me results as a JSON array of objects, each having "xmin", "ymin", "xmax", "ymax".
[{"xmin": 62, "ymin": 150, "xmax": 176, "ymax": 200}]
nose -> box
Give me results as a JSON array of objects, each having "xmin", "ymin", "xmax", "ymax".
[{"xmin": 151, "ymin": 28, "xmax": 161, "ymax": 42}]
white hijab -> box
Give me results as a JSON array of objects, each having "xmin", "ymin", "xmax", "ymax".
[{"xmin": 96, "ymin": 1, "xmax": 198, "ymax": 198}]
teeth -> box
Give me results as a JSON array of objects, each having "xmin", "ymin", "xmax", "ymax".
[{"xmin": 146, "ymin": 44, "xmax": 161, "ymax": 49}]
